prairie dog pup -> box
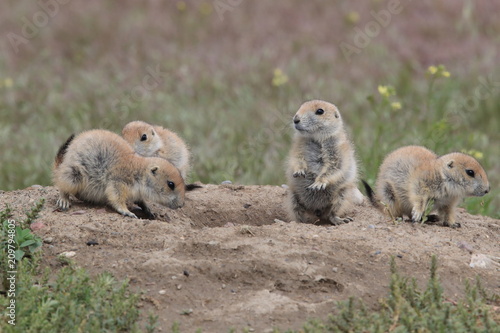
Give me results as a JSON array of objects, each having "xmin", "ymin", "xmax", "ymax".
[
  {"xmin": 363, "ymin": 145, "xmax": 490, "ymax": 227},
  {"xmin": 53, "ymin": 129, "xmax": 185, "ymax": 218},
  {"xmin": 286, "ymin": 100, "xmax": 363, "ymax": 225},
  {"xmin": 122, "ymin": 121, "xmax": 190, "ymax": 180}
]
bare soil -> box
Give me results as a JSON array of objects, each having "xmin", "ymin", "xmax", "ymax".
[{"xmin": 2, "ymin": 185, "xmax": 499, "ymax": 332}]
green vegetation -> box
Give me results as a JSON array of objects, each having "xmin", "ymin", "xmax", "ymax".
[
  {"xmin": 0, "ymin": 263, "xmax": 143, "ymax": 332},
  {"xmin": 0, "ymin": 202, "xmax": 154, "ymax": 332},
  {"xmin": 0, "ymin": 201, "xmax": 44, "ymax": 294},
  {"xmin": 0, "ymin": 200, "xmax": 43, "ymax": 264},
  {"xmin": 298, "ymin": 257, "xmax": 499, "ymax": 333},
  {"xmin": 1, "ymin": 2, "xmax": 498, "ymax": 218}
]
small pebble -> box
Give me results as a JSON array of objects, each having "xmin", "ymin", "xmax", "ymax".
[
  {"xmin": 368, "ymin": 224, "xmax": 376, "ymax": 229},
  {"xmin": 374, "ymin": 250, "xmax": 382, "ymax": 255},
  {"xmin": 243, "ymin": 203, "xmax": 251, "ymax": 208},
  {"xmin": 44, "ymin": 237, "xmax": 54, "ymax": 244},
  {"xmin": 180, "ymin": 308, "xmax": 193, "ymax": 315},
  {"xmin": 332, "ymin": 267, "xmax": 338, "ymax": 273},
  {"xmin": 221, "ymin": 284, "xmax": 226, "ymax": 289},
  {"xmin": 176, "ymin": 284, "xmax": 182, "ymax": 290},
  {"xmin": 397, "ymin": 254, "xmax": 403, "ymax": 258},
  {"xmin": 86, "ymin": 240, "xmax": 99, "ymax": 246},
  {"xmin": 183, "ymin": 270, "xmax": 190, "ymax": 277},
  {"xmin": 281, "ymin": 184, "xmax": 289, "ymax": 189},
  {"xmin": 159, "ymin": 290, "xmax": 167, "ymax": 295},
  {"xmin": 221, "ymin": 180, "xmax": 232, "ymax": 185},
  {"xmin": 60, "ymin": 251, "xmax": 76, "ymax": 258}
]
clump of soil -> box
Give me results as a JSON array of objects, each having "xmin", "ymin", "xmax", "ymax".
[{"xmin": 1, "ymin": 184, "xmax": 499, "ymax": 332}]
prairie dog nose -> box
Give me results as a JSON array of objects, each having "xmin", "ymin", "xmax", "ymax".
[{"xmin": 293, "ymin": 116, "xmax": 300, "ymax": 124}]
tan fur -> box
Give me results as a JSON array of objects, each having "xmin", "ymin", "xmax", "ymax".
[
  {"xmin": 371, "ymin": 145, "xmax": 490, "ymax": 227},
  {"xmin": 53, "ymin": 129, "xmax": 186, "ymax": 218},
  {"xmin": 122, "ymin": 121, "xmax": 190, "ymax": 180},
  {"xmin": 286, "ymin": 100, "xmax": 363, "ymax": 225}
]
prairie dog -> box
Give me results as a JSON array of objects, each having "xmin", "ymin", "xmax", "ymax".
[
  {"xmin": 53, "ymin": 129, "xmax": 186, "ymax": 218},
  {"xmin": 286, "ymin": 100, "xmax": 363, "ymax": 225},
  {"xmin": 122, "ymin": 121, "xmax": 190, "ymax": 180},
  {"xmin": 363, "ymin": 145, "xmax": 490, "ymax": 227}
]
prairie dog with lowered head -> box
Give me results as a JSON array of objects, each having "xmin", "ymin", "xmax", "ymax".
[
  {"xmin": 122, "ymin": 121, "xmax": 191, "ymax": 180},
  {"xmin": 286, "ymin": 100, "xmax": 363, "ymax": 225},
  {"xmin": 53, "ymin": 129, "xmax": 185, "ymax": 218},
  {"xmin": 363, "ymin": 145, "xmax": 490, "ymax": 227}
]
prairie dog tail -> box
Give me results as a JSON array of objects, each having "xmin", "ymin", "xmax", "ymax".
[
  {"xmin": 361, "ymin": 180, "xmax": 383, "ymax": 211},
  {"xmin": 54, "ymin": 134, "xmax": 75, "ymax": 168},
  {"xmin": 186, "ymin": 183, "xmax": 203, "ymax": 191}
]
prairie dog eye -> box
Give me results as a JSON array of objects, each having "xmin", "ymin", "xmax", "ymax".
[
  {"xmin": 167, "ymin": 181, "xmax": 175, "ymax": 190},
  {"xmin": 140, "ymin": 134, "xmax": 147, "ymax": 141},
  {"xmin": 465, "ymin": 169, "xmax": 475, "ymax": 178},
  {"xmin": 315, "ymin": 108, "xmax": 324, "ymax": 115}
]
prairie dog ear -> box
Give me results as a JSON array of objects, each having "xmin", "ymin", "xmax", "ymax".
[
  {"xmin": 151, "ymin": 166, "xmax": 159, "ymax": 175},
  {"xmin": 334, "ymin": 110, "xmax": 340, "ymax": 119},
  {"xmin": 447, "ymin": 160, "xmax": 454, "ymax": 168}
]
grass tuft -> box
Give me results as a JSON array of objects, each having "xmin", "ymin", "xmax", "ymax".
[
  {"xmin": 0, "ymin": 203, "xmax": 156, "ymax": 333},
  {"xmin": 297, "ymin": 256, "xmax": 499, "ymax": 333}
]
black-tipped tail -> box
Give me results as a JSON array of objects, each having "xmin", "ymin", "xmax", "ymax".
[
  {"xmin": 186, "ymin": 183, "xmax": 203, "ymax": 191},
  {"xmin": 361, "ymin": 179, "xmax": 381, "ymax": 209},
  {"xmin": 54, "ymin": 134, "xmax": 75, "ymax": 168}
]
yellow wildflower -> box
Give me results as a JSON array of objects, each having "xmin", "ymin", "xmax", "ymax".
[
  {"xmin": 4, "ymin": 78, "xmax": 13, "ymax": 88},
  {"xmin": 391, "ymin": 102, "xmax": 402, "ymax": 110},
  {"xmin": 199, "ymin": 1, "xmax": 212, "ymax": 16},
  {"xmin": 427, "ymin": 66, "xmax": 438, "ymax": 75},
  {"xmin": 462, "ymin": 149, "xmax": 483, "ymax": 160},
  {"xmin": 345, "ymin": 11, "xmax": 360, "ymax": 25},
  {"xmin": 378, "ymin": 85, "xmax": 388, "ymax": 96},
  {"xmin": 427, "ymin": 64, "xmax": 451, "ymax": 78},
  {"xmin": 176, "ymin": 1, "xmax": 186, "ymax": 12},
  {"xmin": 377, "ymin": 85, "xmax": 395, "ymax": 98},
  {"xmin": 272, "ymin": 68, "xmax": 288, "ymax": 87}
]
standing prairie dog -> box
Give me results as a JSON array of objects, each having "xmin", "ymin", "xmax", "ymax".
[
  {"xmin": 363, "ymin": 145, "xmax": 490, "ymax": 227},
  {"xmin": 53, "ymin": 129, "xmax": 186, "ymax": 218},
  {"xmin": 286, "ymin": 100, "xmax": 363, "ymax": 225},
  {"xmin": 122, "ymin": 121, "xmax": 190, "ymax": 180}
]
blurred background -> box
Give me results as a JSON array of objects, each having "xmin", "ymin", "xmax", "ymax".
[{"xmin": 1, "ymin": 0, "xmax": 498, "ymax": 217}]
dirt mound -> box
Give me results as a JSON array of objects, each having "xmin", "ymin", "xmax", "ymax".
[{"xmin": 1, "ymin": 185, "xmax": 499, "ymax": 332}]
